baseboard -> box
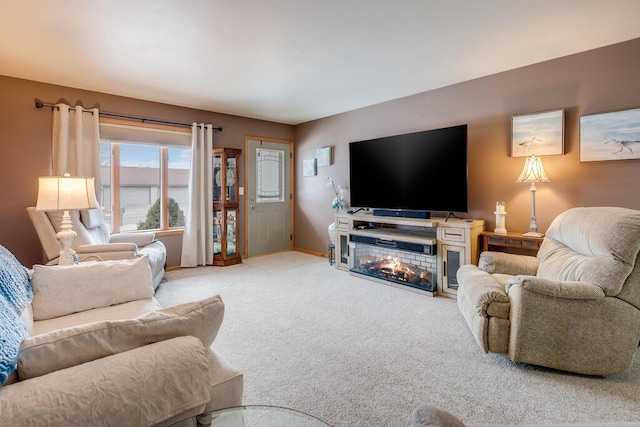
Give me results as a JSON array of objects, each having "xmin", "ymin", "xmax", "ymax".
[{"xmin": 293, "ymin": 247, "xmax": 326, "ymax": 258}]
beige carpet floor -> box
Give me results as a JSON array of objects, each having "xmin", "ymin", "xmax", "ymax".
[{"xmin": 154, "ymin": 251, "xmax": 640, "ymax": 427}]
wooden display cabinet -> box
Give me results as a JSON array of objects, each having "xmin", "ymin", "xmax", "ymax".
[{"xmin": 212, "ymin": 148, "xmax": 242, "ymax": 266}]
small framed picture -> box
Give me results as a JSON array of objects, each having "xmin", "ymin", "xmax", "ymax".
[
  {"xmin": 317, "ymin": 146, "xmax": 333, "ymax": 167},
  {"xmin": 511, "ymin": 109, "xmax": 564, "ymax": 157},
  {"xmin": 303, "ymin": 158, "xmax": 317, "ymax": 177},
  {"xmin": 580, "ymin": 106, "xmax": 640, "ymax": 162}
]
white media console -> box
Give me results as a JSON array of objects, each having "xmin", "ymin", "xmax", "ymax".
[{"xmin": 334, "ymin": 212, "xmax": 484, "ymax": 298}]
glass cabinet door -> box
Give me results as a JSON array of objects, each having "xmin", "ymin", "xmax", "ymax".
[
  {"xmin": 212, "ymin": 147, "xmax": 242, "ymax": 266},
  {"xmin": 213, "ymin": 212, "xmax": 222, "ymax": 255},
  {"xmin": 226, "ymin": 209, "xmax": 237, "ymax": 256},
  {"xmin": 226, "ymin": 157, "xmax": 236, "ymax": 202},
  {"xmin": 213, "ymin": 154, "xmax": 222, "ymax": 203}
]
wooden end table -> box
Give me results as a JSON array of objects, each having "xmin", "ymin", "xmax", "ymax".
[{"xmin": 479, "ymin": 231, "xmax": 544, "ymax": 255}]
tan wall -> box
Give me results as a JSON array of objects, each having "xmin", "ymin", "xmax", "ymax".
[
  {"xmin": 0, "ymin": 76, "xmax": 294, "ymax": 267},
  {"xmin": 294, "ymin": 38, "xmax": 640, "ymax": 255}
]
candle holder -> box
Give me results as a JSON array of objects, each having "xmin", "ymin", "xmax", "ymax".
[{"xmin": 495, "ymin": 201, "xmax": 507, "ymax": 234}]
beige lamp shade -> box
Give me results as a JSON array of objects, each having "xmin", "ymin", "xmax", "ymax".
[
  {"xmin": 515, "ymin": 155, "xmax": 551, "ymax": 183},
  {"xmin": 36, "ymin": 175, "xmax": 98, "ymax": 211}
]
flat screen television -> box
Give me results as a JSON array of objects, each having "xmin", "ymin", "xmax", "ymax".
[{"xmin": 349, "ymin": 124, "xmax": 468, "ymax": 217}]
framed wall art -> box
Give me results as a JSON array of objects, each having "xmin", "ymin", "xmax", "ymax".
[
  {"xmin": 316, "ymin": 146, "xmax": 333, "ymax": 167},
  {"xmin": 511, "ymin": 109, "xmax": 564, "ymax": 157},
  {"xmin": 580, "ymin": 106, "xmax": 640, "ymax": 162},
  {"xmin": 303, "ymin": 158, "xmax": 317, "ymax": 177}
]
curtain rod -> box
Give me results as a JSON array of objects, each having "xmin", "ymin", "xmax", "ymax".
[{"xmin": 34, "ymin": 100, "xmax": 223, "ymax": 132}]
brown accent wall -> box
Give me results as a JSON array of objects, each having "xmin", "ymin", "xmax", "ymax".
[
  {"xmin": 294, "ymin": 38, "xmax": 640, "ymax": 255},
  {"xmin": 0, "ymin": 76, "xmax": 294, "ymax": 267}
]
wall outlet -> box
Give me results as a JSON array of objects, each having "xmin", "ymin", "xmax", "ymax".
[{"xmin": 239, "ymin": 186, "xmax": 244, "ymax": 196}]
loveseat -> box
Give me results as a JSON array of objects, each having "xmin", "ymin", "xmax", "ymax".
[
  {"xmin": 456, "ymin": 206, "xmax": 640, "ymax": 375},
  {"xmin": 0, "ymin": 246, "xmax": 243, "ymax": 426}
]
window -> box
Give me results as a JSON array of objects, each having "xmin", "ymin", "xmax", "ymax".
[{"xmin": 99, "ymin": 119, "xmax": 191, "ymax": 234}]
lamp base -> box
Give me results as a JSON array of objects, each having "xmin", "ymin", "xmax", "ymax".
[
  {"xmin": 523, "ymin": 231, "xmax": 545, "ymax": 238},
  {"xmin": 56, "ymin": 209, "xmax": 78, "ymax": 266},
  {"xmin": 58, "ymin": 248, "xmax": 78, "ymax": 265}
]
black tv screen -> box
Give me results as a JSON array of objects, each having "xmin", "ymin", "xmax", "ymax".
[{"xmin": 349, "ymin": 124, "xmax": 468, "ymax": 214}]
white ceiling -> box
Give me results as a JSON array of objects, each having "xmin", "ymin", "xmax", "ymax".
[{"xmin": 2, "ymin": 1, "xmax": 640, "ymax": 125}]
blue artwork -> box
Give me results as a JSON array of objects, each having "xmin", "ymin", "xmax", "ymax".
[
  {"xmin": 580, "ymin": 107, "xmax": 640, "ymax": 162},
  {"xmin": 512, "ymin": 109, "xmax": 564, "ymax": 157}
]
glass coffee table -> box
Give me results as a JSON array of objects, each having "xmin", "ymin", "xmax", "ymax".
[{"xmin": 208, "ymin": 405, "xmax": 331, "ymax": 426}]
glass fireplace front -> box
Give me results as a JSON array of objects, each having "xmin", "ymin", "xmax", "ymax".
[{"xmin": 349, "ymin": 238, "xmax": 437, "ymax": 293}]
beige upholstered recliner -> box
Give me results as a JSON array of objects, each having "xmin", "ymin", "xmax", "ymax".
[
  {"xmin": 457, "ymin": 207, "xmax": 640, "ymax": 375},
  {"xmin": 27, "ymin": 206, "xmax": 166, "ymax": 289}
]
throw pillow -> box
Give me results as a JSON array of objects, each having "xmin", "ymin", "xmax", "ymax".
[
  {"xmin": 80, "ymin": 207, "xmax": 104, "ymax": 229},
  {"xmin": 18, "ymin": 295, "xmax": 224, "ymax": 380},
  {"xmin": 31, "ymin": 256, "xmax": 154, "ymax": 321},
  {"xmin": 0, "ymin": 245, "xmax": 32, "ymax": 386}
]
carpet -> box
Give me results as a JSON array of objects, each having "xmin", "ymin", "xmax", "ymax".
[{"xmin": 154, "ymin": 251, "xmax": 640, "ymax": 427}]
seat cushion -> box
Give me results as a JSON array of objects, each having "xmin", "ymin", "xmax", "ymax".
[{"xmin": 33, "ymin": 298, "xmax": 161, "ymax": 336}]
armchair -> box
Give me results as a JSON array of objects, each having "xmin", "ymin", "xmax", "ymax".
[
  {"xmin": 457, "ymin": 207, "xmax": 640, "ymax": 375},
  {"xmin": 27, "ymin": 206, "xmax": 166, "ymax": 289}
]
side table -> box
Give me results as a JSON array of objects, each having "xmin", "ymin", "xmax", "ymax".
[{"xmin": 479, "ymin": 231, "xmax": 544, "ymax": 255}]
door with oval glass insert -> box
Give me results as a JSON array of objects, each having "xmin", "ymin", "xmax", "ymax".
[{"xmin": 246, "ymin": 136, "xmax": 293, "ymax": 257}]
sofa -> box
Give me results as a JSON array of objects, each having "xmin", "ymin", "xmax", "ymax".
[
  {"xmin": 0, "ymin": 245, "xmax": 243, "ymax": 426},
  {"xmin": 456, "ymin": 206, "xmax": 640, "ymax": 375},
  {"xmin": 27, "ymin": 205, "xmax": 167, "ymax": 289}
]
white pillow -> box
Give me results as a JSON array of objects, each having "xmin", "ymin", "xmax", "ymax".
[
  {"xmin": 18, "ymin": 295, "xmax": 224, "ymax": 380},
  {"xmin": 31, "ymin": 256, "xmax": 154, "ymax": 321},
  {"xmin": 80, "ymin": 208, "xmax": 104, "ymax": 229}
]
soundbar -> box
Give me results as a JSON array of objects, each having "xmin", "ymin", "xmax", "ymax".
[{"xmin": 372, "ymin": 209, "xmax": 431, "ymax": 219}]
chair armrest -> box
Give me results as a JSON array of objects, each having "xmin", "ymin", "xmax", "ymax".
[
  {"xmin": 110, "ymin": 232, "xmax": 156, "ymax": 247},
  {"xmin": 2, "ymin": 337, "xmax": 211, "ymax": 426},
  {"xmin": 506, "ymin": 275, "xmax": 605, "ymax": 300},
  {"xmin": 76, "ymin": 243, "xmax": 138, "ymax": 253},
  {"xmin": 478, "ymin": 251, "xmax": 539, "ymax": 276}
]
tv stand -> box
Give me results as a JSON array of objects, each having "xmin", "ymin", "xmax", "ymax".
[{"xmin": 334, "ymin": 212, "xmax": 484, "ymax": 298}]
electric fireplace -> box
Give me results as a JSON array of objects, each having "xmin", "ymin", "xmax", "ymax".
[{"xmin": 349, "ymin": 234, "xmax": 437, "ymax": 293}]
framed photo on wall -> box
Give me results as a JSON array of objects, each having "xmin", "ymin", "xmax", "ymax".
[
  {"xmin": 580, "ymin": 106, "xmax": 640, "ymax": 162},
  {"xmin": 303, "ymin": 158, "xmax": 317, "ymax": 177},
  {"xmin": 316, "ymin": 146, "xmax": 332, "ymax": 167},
  {"xmin": 511, "ymin": 109, "xmax": 564, "ymax": 157}
]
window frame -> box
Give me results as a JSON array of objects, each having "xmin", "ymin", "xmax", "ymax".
[{"xmin": 99, "ymin": 118, "xmax": 191, "ymax": 235}]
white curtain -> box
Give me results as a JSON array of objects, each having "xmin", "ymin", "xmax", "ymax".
[
  {"xmin": 52, "ymin": 104, "xmax": 101, "ymax": 190},
  {"xmin": 181, "ymin": 124, "xmax": 214, "ymax": 267}
]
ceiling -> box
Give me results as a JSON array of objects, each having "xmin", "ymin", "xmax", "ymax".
[{"xmin": 2, "ymin": 1, "xmax": 640, "ymax": 125}]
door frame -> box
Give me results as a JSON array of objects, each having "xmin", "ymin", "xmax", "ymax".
[{"xmin": 243, "ymin": 135, "xmax": 295, "ymax": 258}]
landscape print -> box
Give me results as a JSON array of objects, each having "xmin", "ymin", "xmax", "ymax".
[
  {"xmin": 580, "ymin": 107, "xmax": 640, "ymax": 162},
  {"xmin": 511, "ymin": 109, "xmax": 564, "ymax": 157}
]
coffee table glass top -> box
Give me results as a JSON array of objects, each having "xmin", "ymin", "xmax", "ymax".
[{"xmin": 209, "ymin": 405, "xmax": 331, "ymax": 426}]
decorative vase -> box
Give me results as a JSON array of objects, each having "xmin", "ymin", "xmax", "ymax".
[{"xmin": 328, "ymin": 221, "xmax": 336, "ymax": 245}]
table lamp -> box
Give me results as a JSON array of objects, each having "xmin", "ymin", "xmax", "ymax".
[
  {"xmin": 36, "ymin": 173, "xmax": 98, "ymax": 265},
  {"xmin": 516, "ymin": 155, "xmax": 550, "ymax": 237}
]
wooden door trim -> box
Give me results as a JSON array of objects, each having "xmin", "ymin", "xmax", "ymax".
[{"xmin": 243, "ymin": 135, "xmax": 295, "ymax": 259}]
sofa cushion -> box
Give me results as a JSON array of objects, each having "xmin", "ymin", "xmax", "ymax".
[
  {"xmin": 5, "ymin": 337, "xmax": 212, "ymax": 426},
  {"xmin": 0, "ymin": 245, "xmax": 32, "ymax": 386},
  {"xmin": 18, "ymin": 295, "xmax": 224, "ymax": 380},
  {"xmin": 31, "ymin": 256, "xmax": 154, "ymax": 321}
]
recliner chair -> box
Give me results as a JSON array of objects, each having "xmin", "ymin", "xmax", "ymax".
[
  {"xmin": 457, "ymin": 206, "xmax": 640, "ymax": 375},
  {"xmin": 27, "ymin": 206, "xmax": 166, "ymax": 289}
]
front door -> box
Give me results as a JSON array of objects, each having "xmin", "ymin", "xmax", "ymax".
[{"xmin": 245, "ymin": 136, "xmax": 294, "ymax": 257}]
